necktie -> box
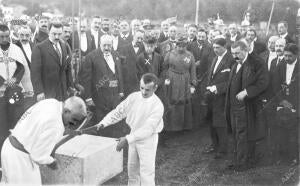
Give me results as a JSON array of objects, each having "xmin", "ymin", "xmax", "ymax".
[{"xmin": 54, "ymin": 43, "xmax": 62, "ymax": 65}]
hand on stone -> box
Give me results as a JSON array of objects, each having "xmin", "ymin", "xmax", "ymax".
[
  {"xmin": 96, "ymin": 124, "xmax": 104, "ymax": 131},
  {"xmin": 48, "ymin": 159, "xmax": 58, "ymax": 170},
  {"xmin": 37, "ymin": 93, "xmax": 45, "ymax": 102},
  {"xmin": 116, "ymin": 137, "xmax": 128, "ymax": 152}
]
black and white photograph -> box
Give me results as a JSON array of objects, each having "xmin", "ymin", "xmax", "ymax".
[{"xmin": 0, "ymin": 0, "xmax": 299, "ymax": 185}]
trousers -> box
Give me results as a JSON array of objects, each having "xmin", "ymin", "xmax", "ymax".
[{"xmin": 128, "ymin": 134, "xmax": 158, "ymax": 186}]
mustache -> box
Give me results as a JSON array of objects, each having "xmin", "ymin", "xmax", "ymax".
[
  {"xmin": 276, "ymin": 49, "xmax": 283, "ymax": 52},
  {"xmin": 234, "ymin": 57, "xmax": 240, "ymax": 61}
]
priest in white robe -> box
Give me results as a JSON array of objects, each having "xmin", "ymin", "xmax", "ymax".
[{"xmin": 1, "ymin": 96, "xmax": 87, "ymax": 185}]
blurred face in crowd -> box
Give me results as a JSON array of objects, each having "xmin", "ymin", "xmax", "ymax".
[
  {"xmin": 49, "ymin": 25, "xmax": 63, "ymax": 44},
  {"xmin": 119, "ymin": 21, "xmax": 130, "ymax": 34},
  {"xmin": 78, "ymin": 20, "xmax": 87, "ymax": 33},
  {"xmin": 213, "ymin": 43, "xmax": 226, "ymax": 57},
  {"xmin": 277, "ymin": 22, "xmax": 287, "ymax": 35},
  {"xmin": 176, "ymin": 42, "xmax": 187, "ymax": 53},
  {"xmin": 231, "ymin": 46, "xmax": 248, "ymax": 64},
  {"xmin": 0, "ymin": 29, "xmax": 10, "ymax": 46},
  {"xmin": 144, "ymin": 42, "xmax": 156, "ymax": 54},
  {"xmin": 100, "ymin": 35, "xmax": 113, "ymax": 54},
  {"xmin": 284, "ymin": 50, "xmax": 297, "ymax": 64},
  {"xmin": 101, "ymin": 20, "xmax": 110, "ymax": 32},
  {"xmin": 188, "ymin": 26, "xmax": 197, "ymax": 40},
  {"xmin": 133, "ymin": 31, "xmax": 144, "ymax": 46},
  {"xmin": 111, "ymin": 24, "xmax": 119, "ymax": 36},
  {"xmin": 228, "ymin": 24, "xmax": 237, "ymax": 36},
  {"xmin": 38, "ymin": 18, "xmax": 49, "ymax": 30},
  {"xmin": 209, "ymin": 30, "xmax": 221, "ymax": 42},
  {"xmin": 168, "ymin": 26, "xmax": 177, "ymax": 40},
  {"xmin": 197, "ymin": 31, "xmax": 207, "ymax": 44},
  {"xmin": 161, "ymin": 21, "xmax": 169, "ymax": 33},
  {"xmin": 267, "ymin": 36, "xmax": 279, "ymax": 52},
  {"xmin": 240, "ymin": 26, "xmax": 248, "ymax": 36},
  {"xmin": 246, "ymin": 30, "xmax": 256, "ymax": 42},
  {"xmin": 62, "ymin": 25, "xmax": 72, "ymax": 41},
  {"xmin": 91, "ymin": 17, "xmax": 101, "ymax": 31},
  {"xmin": 140, "ymin": 79, "xmax": 157, "ymax": 98},
  {"xmin": 275, "ymin": 38, "xmax": 286, "ymax": 56},
  {"xmin": 18, "ymin": 26, "xmax": 31, "ymax": 44},
  {"xmin": 132, "ymin": 20, "xmax": 141, "ymax": 32}
]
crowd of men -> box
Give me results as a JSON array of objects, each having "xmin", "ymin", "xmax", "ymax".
[{"xmin": 0, "ymin": 13, "xmax": 299, "ymax": 178}]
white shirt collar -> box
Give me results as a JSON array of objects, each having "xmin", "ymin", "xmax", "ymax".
[
  {"xmin": 280, "ymin": 32, "xmax": 288, "ymax": 39},
  {"xmin": 121, "ymin": 32, "xmax": 129, "ymax": 38}
]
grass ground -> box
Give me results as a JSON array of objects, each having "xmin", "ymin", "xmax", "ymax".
[{"xmin": 104, "ymin": 126, "xmax": 299, "ymax": 186}]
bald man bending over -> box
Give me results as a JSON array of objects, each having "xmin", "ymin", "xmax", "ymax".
[{"xmin": 1, "ymin": 96, "xmax": 87, "ymax": 185}]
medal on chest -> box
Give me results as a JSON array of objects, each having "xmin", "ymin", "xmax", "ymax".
[{"xmin": 183, "ymin": 57, "xmax": 190, "ymax": 64}]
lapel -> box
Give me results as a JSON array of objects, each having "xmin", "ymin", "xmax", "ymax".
[
  {"xmin": 228, "ymin": 63, "xmax": 238, "ymax": 85},
  {"xmin": 291, "ymin": 60, "xmax": 299, "ymax": 81},
  {"xmin": 208, "ymin": 56, "xmax": 217, "ymax": 81},
  {"xmin": 214, "ymin": 52, "xmax": 228, "ymax": 76},
  {"xmin": 242, "ymin": 57, "xmax": 252, "ymax": 87},
  {"xmin": 59, "ymin": 40, "xmax": 67, "ymax": 67},
  {"xmin": 46, "ymin": 39, "xmax": 60, "ymax": 64}
]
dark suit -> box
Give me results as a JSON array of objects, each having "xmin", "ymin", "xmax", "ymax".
[
  {"xmin": 33, "ymin": 30, "xmax": 48, "ymax": 46},
  {"xmin": 71, "ymin": 31, "xmax": 96, "ymax": 56},
  {"xmin": 206, "ymin": 51, "xmax": 235, "ymax": 153},
  {"xmin": 157, "ymin": 32, "xmax": 168, "ymax": 43},
  {"xmin": 272, "ymin": 59, "xmax": 299, "ymax": 161},
  {"xmin": 87, "ymin": 29, "xmax": 100, "ymax": 48},
  {"xmin": 225, "ymin": 54, "xmax": 269, "ymax": 166},
  {"xmin": 117, "ymin": 33, "xmax": 133, "ymax": 51},
  {"xmin": 187, "ymin": 41, "xmax": 215, "ymax": 125},
  {"xmin": 31, "ymin": 39, "xmax": 73, "ymax": 101},
  {"xmin": 79, "ymin": 49, "xmax": 126, "ymax": 137},
  {"xmin": 252, "ymin": 41, "xmax": 266, "ymax": 56},
  {"xmin": 281, "ymin": 34, "xmax": 295, "ymax": 44},
  {"xmin": 118, "ymin": 43, "xmax": 142, "ymax": 96},
  {"xmin": 136, "ymin": 51, "xmax": 164, "ymax": 82}
]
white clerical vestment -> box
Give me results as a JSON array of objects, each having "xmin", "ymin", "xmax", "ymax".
[
  {"xmin": 1, "ymin": 99, "xmax": 65, "ymax": 185},
  {"xmin": 101, "ymin": 92, "xmax": 164, "ymax": 186}
]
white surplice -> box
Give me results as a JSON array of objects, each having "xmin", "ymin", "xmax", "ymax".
[{"xmin": 1, "ymin": 99, "xmax": 65, "ymax": 185}]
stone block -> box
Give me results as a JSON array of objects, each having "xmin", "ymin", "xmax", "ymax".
[{"xmin": 40, "ymin": 134, "xmax": 123, "ymax": 185}]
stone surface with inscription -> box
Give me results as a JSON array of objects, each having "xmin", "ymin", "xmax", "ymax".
[{"xmin": 40, "ymin": 134, "xmax": 123, "ymax": 185}]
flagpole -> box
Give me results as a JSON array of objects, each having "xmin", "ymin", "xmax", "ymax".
[
  {"xmin": 195, "ymin": 0, "xmax": 199, "ymax": 25},
  {"xmin": 266, "ymin": 0, "xmax": 275, "ymax": 36}
]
